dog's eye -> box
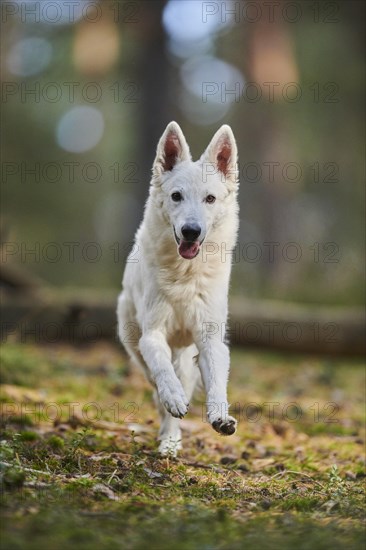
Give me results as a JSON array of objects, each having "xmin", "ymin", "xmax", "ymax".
[
  {"xmin": 205, "ymin": 195, "xmax": 216, "ymax": 204},
  {"xmin": 171, "ymin": 192, "xmax": 182, "ymax": 202}
]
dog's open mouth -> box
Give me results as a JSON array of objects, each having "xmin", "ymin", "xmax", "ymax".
[
  {"xmin": 178, "ymin": 240, "xmax": 200, "ymax": 260},
  {"xmin": 174, "ymin": 229, "xmax": 201, "ymax": 260}
]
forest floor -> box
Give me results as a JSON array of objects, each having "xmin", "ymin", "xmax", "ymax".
[{"xmin": 1, "ymin": 342, "xmax": 365, "ymax": 549}]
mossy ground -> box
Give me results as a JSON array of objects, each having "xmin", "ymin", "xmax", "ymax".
[{"xmin": 1, "ymin": 342, "xmax": 365, "ymax": 549}]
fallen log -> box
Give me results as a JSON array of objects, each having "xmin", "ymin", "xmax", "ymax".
[
  {"xmin": 228, "ymin": 298, "xmax": 365, "ymax": 355},
  {"xmin": 0, "ymin": 290, "xmax": 364, "ymax": 356}
]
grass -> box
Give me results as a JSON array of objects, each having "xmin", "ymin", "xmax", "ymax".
[{"xmin": 1, "ymin": 342, "xmax": 365, "ymax": 549}]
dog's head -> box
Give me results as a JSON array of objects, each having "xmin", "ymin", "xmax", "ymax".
[{"xmin": 151, "ymin": 121, "xmax": 238, "ymax": 260}]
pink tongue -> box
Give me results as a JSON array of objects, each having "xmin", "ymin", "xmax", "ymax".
[{"xmin": 179, "ymin": 241, "xmax": 200, "ymax": 259}]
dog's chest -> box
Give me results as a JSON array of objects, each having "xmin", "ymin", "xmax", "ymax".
[
  {"xmin": 153, "ymin": 255, "xmax": 229, "ymax": 346},
  {"xmin": 160, "ymin": 264, "xmax": 211, "ymax": 307},
  {"xmin": 166, "ymin": 295, "xmax": 203, "ymax": 348},
  {"xmin": 162, "ymin": 271, "xmax": 214, "ymax": 345}
]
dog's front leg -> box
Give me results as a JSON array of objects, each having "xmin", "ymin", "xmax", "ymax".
[
  {"xmin": 139, "ymin": 331, "xmax": 189, "ymax": 418},
  {"xmin": 196, "ymin": 337, "xmax": 237, "ymax": 435}
]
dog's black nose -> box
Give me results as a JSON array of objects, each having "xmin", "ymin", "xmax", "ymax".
[{"xmin": 181, "ymin": 224, "xmax": 201, "ymax": 242}]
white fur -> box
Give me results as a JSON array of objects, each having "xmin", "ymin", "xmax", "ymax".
[{"xmin": 117, "ymin": 122, "xmax": 239, "ymax": 455}]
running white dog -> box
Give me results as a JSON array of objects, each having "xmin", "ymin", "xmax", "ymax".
[{"xmin": 117, "ymin": 121, "xmax": 239, "ymax": 455}]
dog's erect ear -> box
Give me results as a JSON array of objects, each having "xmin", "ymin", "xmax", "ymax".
[
  {"xmin": 152, "ymin": 121, "xmax": 191, "ymax": 181},
  {"xmin": 201, "ymin": 125, "xmax": 238, "ymax": 187}
]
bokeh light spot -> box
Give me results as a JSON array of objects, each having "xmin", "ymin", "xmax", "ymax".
[
  {"xmin": 7, "ymin": 37, "xmax": 52, "ymax": 77},
  {"xmin": 56, "ymin": 106, "xmax": 105, "ymax": 153}
]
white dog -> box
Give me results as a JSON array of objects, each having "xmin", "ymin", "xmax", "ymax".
[{"xmin": 117, "ymin": 121, "xmax": 239, "ymax": 455}]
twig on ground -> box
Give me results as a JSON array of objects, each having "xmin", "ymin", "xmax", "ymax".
[
  {"xmin": 270, "ymin": 469, "xmax": 326, "ymax": 490},
  {"xmin": 0, "ymin": 460, "xmax": 53, "ymax": 477}
]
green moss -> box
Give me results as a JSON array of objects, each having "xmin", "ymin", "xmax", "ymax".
[
  {"xmin": 0, "ymin": 504, "xmax": 365, "ymax": 550},
  {"xmin": 6, "ymin": 414, "xmax": 35, "ymax": 427},
  {"xmin": 47, "ymin": 435, "xmax": 65, "ymax": 450},
  {"xmin": 0, "ymin": 343, "xmax": 365, "ymax": 548},
  {"xmin": 2, "ymin": 467, "xmax": 26, "ymax": 488},
  {"xmin": 0, "ymin": 345, "xmax": 52, "ymax": 387},
  {"xmin": 0, "ymin": 440, "xmax": 15, "ymax": 460},
  {"xmin": 18, "ymin": 431, "xmax": 39, "ymax": 442},
  {"xmin": 282, "ymin": 496, "xmax": 322, "ymax": 512},
  {"xmin": 305, "ymin": 423, "xmax": 358, "ymax": 436}
]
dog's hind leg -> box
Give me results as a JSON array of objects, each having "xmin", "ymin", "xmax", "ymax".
[
  {"xmin": 156, "ymin": 345, "xmax": 201, "ymax": 456},
  {"xmin": 117, "ymin": 293, "xmax": 150, "ymax": 377}
]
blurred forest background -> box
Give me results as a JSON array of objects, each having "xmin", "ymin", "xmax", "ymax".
[
  {"xmin": 1, "ymin": 5, "xmax": 365, "ymax": 547},
  {"xmin": 1, "ymin": 0, "xmax": 365, "ymax": 306}
]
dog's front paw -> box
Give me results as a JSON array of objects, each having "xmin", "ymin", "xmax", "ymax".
[
  {"xmin": 163, "ymin": 392, "xmax": 189, "ymax": 418},
  {"xmin": 158, "ymin": 383, "xmax": 189, "ymax": 419},
  {"xmin": 212, "ymin": 415, "xmax": 237, "ymax": 436}
]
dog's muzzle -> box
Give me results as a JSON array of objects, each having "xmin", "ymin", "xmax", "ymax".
[{"xmin": 174, "ymin": 227, "xmax": 204, "ymax": 260}]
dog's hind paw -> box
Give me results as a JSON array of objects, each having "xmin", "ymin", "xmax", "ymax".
[
  {"xmin": 212, "ymin": 416, "xmax": 237, "ymax": 436},
  {"xmin": 159, "ymin": 437, "xmax": 182, "ymax": 457}
]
